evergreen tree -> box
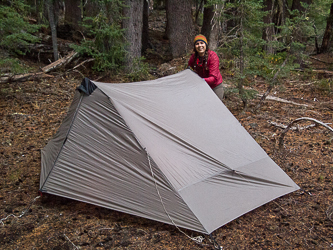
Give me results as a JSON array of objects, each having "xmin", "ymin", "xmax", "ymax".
[
  {"xmin": 0, "ymin": 0, "xmax": 41, "ymax": 55},
  {"xmin": 71, "ymin": 0, "xmax": 126, "ymax": 72}
]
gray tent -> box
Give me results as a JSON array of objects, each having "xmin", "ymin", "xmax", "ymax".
[{"xmin": 40, "ymin": 69, "xmax": 299, "ymax": 234}]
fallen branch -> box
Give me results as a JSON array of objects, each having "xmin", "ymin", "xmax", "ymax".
[
  {"xmin": 42, "ymin": 50, "xmax": 78, "ymax": 73},
  {"xmin": 279, "ymin": 117, "xmax": 333, "ymax": 150},
  {"xmin": 1, "ymin": 51, "xmax": 79, "ymax": 84},
  {"xmin": 327, "ymin": 205, "xmax": 333, "ymax": 222},
  {"xmin": 0, "ymin": 72, "xmax": 53, "ymax": 84},
  {"xmin": 259, "ymin": 95, "xmax": 313, "ymax": 108},
  {"xmin": 312, "ymin": 69, "xmax": 333, "ymax": 75},
  {"xmin": 309, "ymin": 56, "xmax": 333, "ymax": 65},
  {"xmin": 63, "ymin": 234, "xmax": 79, "ymax": 250},
  {"xmin": 72, "ymin": 58, "xmax": 94, "ymax": 70},
  {"xmin": 268, "ymin": 120, "xmax": 316, "ymax": 130},
  {"xmin": 0, "ymin": 196, "xmax": 40, "ymax": 226}
]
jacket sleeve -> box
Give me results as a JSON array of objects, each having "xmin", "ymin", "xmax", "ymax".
[{"xmin": 204, "ymin": 52, "xmax": 221, "ymax": 88}]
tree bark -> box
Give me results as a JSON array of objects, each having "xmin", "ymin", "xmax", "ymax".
[
  {"xmin": 239, "ymin": 5, "xmax": 246, "ymax": 108},
  {"xmin": 84, "ymin": 0, "xmax": 100, "ymax": 19},
  {"xmin": 122, "ymin": 0, "xmax": 144, "ymax": 73},
  {"xmin": 166, "ymin": 0, "xmax": 194, "ymax": 58},
  {"xmin": 164, "ymin": 0, "xmax": 170, "ymax": 39},
  {"xmin": 142, "ymin": 0, "xmax": 150, "ymax": 53},
  {"xmin": 320, "ymin": 3, "xmax": 333, "ymax": 53},
  {"xmin": 291, "ymin": 0, "xmax": 312, "ymax": 13},
  {"xmin": 201, "ymin": 1, "xmax": 220, "ymax": 51},
  {"xmin": 262, "ymin": 0, "xmax": 275, "ymax": 54},
  {"xmin": 64, "ymin": 0, "xmax": 82, "ymax": 30},
  {"xmin": 46, "ymin": 0, "xmax": 59, "ymax": 61}
]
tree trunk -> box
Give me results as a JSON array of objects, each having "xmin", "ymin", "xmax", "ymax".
[
  {"xmin": 262, "ymin": 0, "xmax": 275, "ymax": 54},
  {"xmin": 201, "ymin": 1, "xmax": 220, "ymax": 51},
  {"xmin": 142, "ymin": 0, "xmax": 150, "ymax": 53},
  {"xmin": 226, "ymin": 0, "xmax": 237, "ymax": 32},
  {"xmin": 84, "ymin": 0, "xmax": 100, "ymax": 19},
  {"xmin": 320, "ymin": 3, "xmax": 333, "ymax": 53},
  {"xmin": 64, "ymin": 0, "xmax": 82, "ymax": 30},
  {"xmin": 195, "ymin": 0, "xmax": 204, "ymax": 26},
  {"xmin": 122, "ymin": 0, "xmax": 144, "ymax": 73},
  {"xmin": 46, "ymin": 0, "xmax": 59, "ymax": 61},
  {"xmin": 291, "ymin": 0, "xmax": 312, "ymax": 13},
  {"xmin": 167, "ymin": 0, "xmax": 194, "ymax": 58},
  {"xmin": 238, "ymin": 2, "xmax": 246, "ymax": 108},
  {"xmin": 164, "ymin": 0, "xmax": 169, "ymax": 39}
]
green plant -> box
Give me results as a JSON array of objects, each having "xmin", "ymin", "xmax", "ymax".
[
  {"xmin": 9, "ymin": 168, "xmax": 21, "ymax": 182},
  {"xmin": 126, "ymin": 57, "xmax": 152, "ymax": 81},
  {"xmin": 0, "ymin": 57, "xmax": 30, "ymax": 75},
  {"xmin": 72, "ymin": 17, "xmax": 125, "ymax": 71},
  {"xmin": 314, "ymin": 78, "xmax": 332, "ymax": 92},
  {"xmin": 0, "ymin": 0, "xmax": 41, "ymax": 55},
  {"xmin": 71, "ymin": 0, "xmax": 126, "ymax": 72},
  {"xmin": 318, "ymin": 174, "xmax": 325, "ymax": 182},
  {"xmin": 215, "ymin": 0, "xmax": 309, "ymax": 107}
]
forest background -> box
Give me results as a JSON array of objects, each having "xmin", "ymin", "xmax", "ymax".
[{"xmin": 1, "ymin": 0, "xmax": 333, "ymax": 249}]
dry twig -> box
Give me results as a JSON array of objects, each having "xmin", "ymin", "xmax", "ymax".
[
  {"xmin": 326, "ymin": 205, "xmax": 333, "ymax": 222},
  {"xmin": 63, "ymin": 234, "xmax": 79, "ymax": 250},
  {"xmin": 0, "ymin": 196, "xmax": 40, "ymax": 226},
  {"xmin": 279, "ymin": 117, "xmax": 333, "ymax": 150},
  {"xmin": 268, "ymin": 120, "xmax": 316, "ymax": 130}
]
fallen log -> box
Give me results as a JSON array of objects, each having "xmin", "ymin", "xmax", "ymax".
[
  {"xmin": 0, "ymin": 72, "xmax": 53, "ymax": 84},
  {"xmin": 1, "ymin": 51, "xmax": 79, "ymax": 83},
  {"xmin": 42, "ymin": 50, "xmax": 78, "ymax": 73}
]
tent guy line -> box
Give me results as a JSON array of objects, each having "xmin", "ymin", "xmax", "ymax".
[{"xmin": 145, "ymin": 148, "xmax": 206, "ymax": 245}]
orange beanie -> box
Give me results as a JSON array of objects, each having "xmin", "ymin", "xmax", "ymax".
[{"xmin": 193, "ymin": 34, "xmax": 208, "ymax": 45}]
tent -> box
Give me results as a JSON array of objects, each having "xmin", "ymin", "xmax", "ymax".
[{"xmin": 40, "ymin": 69, "xmax": 299, "ymax": 234}]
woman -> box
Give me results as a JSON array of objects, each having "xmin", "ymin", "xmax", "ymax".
[{"xmin": 188, "ymin": 34, "xmax": 224, "ymax": 101}]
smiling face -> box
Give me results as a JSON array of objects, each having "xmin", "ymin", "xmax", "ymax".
[{"xmin": 195, "ymin": 41, "xmax": 207, "ymax": 57}]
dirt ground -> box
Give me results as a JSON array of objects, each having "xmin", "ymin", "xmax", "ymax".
[{"xmin": 1, "ymin": 10, "xmax": 333, "ymax": 250}]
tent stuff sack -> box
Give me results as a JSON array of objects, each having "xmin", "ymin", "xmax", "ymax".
[{"xmin": 40, "ymin": 69, "xmax": 299, "ymax": 234}]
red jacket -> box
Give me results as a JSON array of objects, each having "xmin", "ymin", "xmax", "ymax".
[{"xmin": 188, "ymin": 50, "xmax": 223, "ymax": 89}]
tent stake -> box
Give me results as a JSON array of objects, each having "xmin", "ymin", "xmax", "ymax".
[{"xmin": 209, "ymin": 233, "xmax": 223, "ymax": 250}]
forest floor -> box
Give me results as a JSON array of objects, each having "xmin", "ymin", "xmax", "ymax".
[{"xmin": 1, "ymin": 9, "xmax": 333, "ymax": 250}]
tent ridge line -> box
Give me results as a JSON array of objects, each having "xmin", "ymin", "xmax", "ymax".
[
  {"xmin": 115, "ymin": 101, "xmax": 234, "ymax": 172},
  {"xmin": 96, "ymin": 87, "xmax": 185, "ymax": 196},
  {"xmin": 96, "ymin": 88, "xmax": 151, "ymax": 154},
  {"xmin": 40, "ymin": 92, "xmax": 84, "ymax": 191}
]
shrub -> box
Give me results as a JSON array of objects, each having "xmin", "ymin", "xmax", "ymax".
[{"xmin": 71, "ymin": 13, "xmax": 125, "ymax": 72}]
